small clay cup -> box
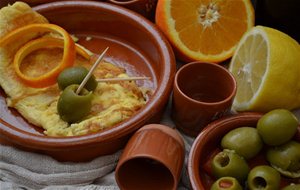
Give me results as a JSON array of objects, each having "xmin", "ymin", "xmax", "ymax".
[
  {"xmin": 115, "ymin": 124, "xmax": 185, "ymax": 190},
  {"xmin": 107, "ymin": 0, "xmax": 157, "ymax": 20},
  {"xmin": 172, "ymin": 62, "xmax": 237, "ymax": 137}
]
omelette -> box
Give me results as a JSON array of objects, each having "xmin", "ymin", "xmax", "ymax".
[{"xmin": 0, "ymin": 2, "xmax": 148, "ymax": 136}]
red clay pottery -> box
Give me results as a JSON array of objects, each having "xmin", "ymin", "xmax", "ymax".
[
  {"xmin": 0, "ymin": 1, "xmax": 176, "ymax": 162},
  {"xmin": 107, "ymin": 0, "xmax": 157, "ymax": 20},
  {"xmin": 188, "ymin": 112, "xmax": 300, "ymax": 189},
  {"xmin": 115, "ymin": 124, "xmax": 185, "ymax": 190},
  {"xmin": 0, "ymin": 0, "xmax": 99, "ymax": 7},
  {"xmin": 172, "ymin": 62, "xmax": 236, "ymax": 137},
  {"xmin": 2, "ymin": 0, "xmax": 157, "ymax": 20}
]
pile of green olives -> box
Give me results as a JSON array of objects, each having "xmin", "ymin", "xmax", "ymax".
[
  {"xmin": 56, "ymin": 66, "xmax": 97, "ymax": 123},
  {"xmin": 210, "ymin": 109, "xmax": 299, "ymax": 190}
]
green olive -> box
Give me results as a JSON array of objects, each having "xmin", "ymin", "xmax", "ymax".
[
  {"xmin": 211, "ymin": 149, "xmax": 250, "ymax": 183},
  {"xmin": 266, "ymin": 141, "xmax": 300, "ymax": 178},
  {"xmin": 210, "ymin": 177, "xmax": 243, "ymax": 190},
  {"xmin": 247, "ymin": 165, "xmax": 281, "ymax": 190},
  {"xmin": 57, "ymin": 66, "xmax": 97, "ymax": 91},
  {"xmin": 57, "ymin": 84, "xmax": 92, "ymax": 123},
  {"xmin": 257, "ymin": 109, "xmax": 298, "ymax": 146},
  {"xmin": 221, "ymin": 127, "xmax": 263, "ymax": 159},
  {"xmin": 282, "ymin": 184, "xmax": 300, "ymax": 190}
]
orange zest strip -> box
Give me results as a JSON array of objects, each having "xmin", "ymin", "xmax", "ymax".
[
  {"xmin": 74, "ymin": 44, "xmax": 91, "ymax": 60},
  {"xmin": 1, "ymin": 24, "xmax": 76, "ymax": 88},
  {"xmin": 36, "ymin": 37, "xmax": 91, "ymax": 60},
  {"xmin": 17, "ymin": 36, "xmax": 91, "ymax": 60},
  {"xmin": 13, "ymin": 37, "xmax": 91, "ymax": 87}
]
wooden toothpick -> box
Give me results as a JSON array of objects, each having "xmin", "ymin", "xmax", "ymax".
[
  {"xmin": 96, "ymin": 76, "xmax": 151, "ymax": 82},
  {"xmin": 76, "ymin": 47, "xmax": 109, "ymax": 94}
]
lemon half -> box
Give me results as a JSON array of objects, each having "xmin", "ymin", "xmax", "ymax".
[{"xmin": 229, "ymin": 26, "xmax": 300, "ymax": 112}]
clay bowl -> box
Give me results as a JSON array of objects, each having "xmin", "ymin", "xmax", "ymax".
[
  {"xmin": 0, "ymin": 1, "xmax": 176, "ymax": 162},
  {"xmin": 14, "ymin": 0, "xmax": 157, "ymax": 20},
  {"xmin": 1, "ymin": 0, "xmax": 156, "ymax": 20},
  {"xmin": 1, "ymin": 0, "xmax": 100, "ymax": 6},
  {"xmin": 188, "ymin": 112, "xmax": 300, "ymax": 189}
]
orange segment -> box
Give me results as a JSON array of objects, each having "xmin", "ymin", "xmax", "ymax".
[{"xmin": 155, "ymin": 0, "xmax": 254, "ymax": 62}]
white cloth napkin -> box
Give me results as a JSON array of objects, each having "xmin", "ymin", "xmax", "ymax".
[{"xmin": 0, "ymin": 145, "xmax": 121, "ymax": 189}]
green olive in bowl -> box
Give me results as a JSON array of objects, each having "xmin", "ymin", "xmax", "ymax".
[
  {"xmin": 266, "ymin": 141, "xmax": 300, "ymax": 178},
  {"xmin": 211, "ymin": 149, "xmax": 250, "ymax": 183},
  {"xmin": 221, "ymin": 127, "xmax": 263, "ymax": 159},
  {"xmin": 282, "ymin": 184, "xmax": 300, "ymax": 190},
  {"xmin": 247, "ymin": 165, "xmax": 281, "ymax": 190},
  {"xmin": 210, "ymin": 177, "xmax": 243, "ymax": 190},
  {"xmin": 257, "ymin": 109, "xmax": 298, "ymax": 146}
]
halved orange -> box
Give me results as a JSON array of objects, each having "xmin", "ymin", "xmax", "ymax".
[{"xmin": 155, "ymin": 0, "xmax": 255, "ymax": 63}]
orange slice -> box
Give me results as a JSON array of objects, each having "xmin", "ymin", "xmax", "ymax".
[
  {"xmin": 0, "ymin": 23, "xmax": 76, "ymax": 88},
  {"xmin": 155, "ymin": 0, "xmax": 255, "ymax": 62},
  {"xmin": 13, "ymin": 36, "xmax": 91, "ymax": 88}
]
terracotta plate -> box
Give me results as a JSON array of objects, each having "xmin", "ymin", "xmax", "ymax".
[{"xmin": 0, "ymin": 1, "xmax": 176, "ymax": 162}]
